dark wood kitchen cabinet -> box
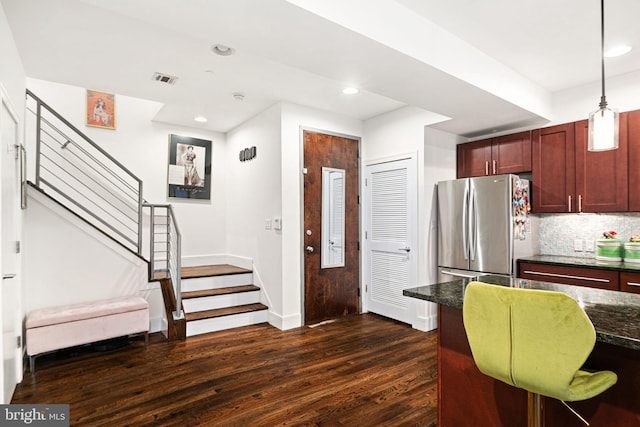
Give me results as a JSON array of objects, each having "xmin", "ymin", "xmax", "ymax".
[
  {"xmin": 620, "ymin": 272, "xmax": 640, "ymax": 294},
  {"xmin": 457, "ymin": 139, "xmax": 491, "ymax": 178},
  {"xmin": 532, "ymin": 115, "xmax": 629, "ymax": 213},
  {"xmin": 457, "ymin": 131, "xmax": 531, "ymax": 178},
  {"xmin": 629, "ymin": 110, "xmax": 640, "ymax": 211},
  {"xmin": 575, "ymin": 116, "xmax": 628, "ymax": 212},
  {"xmin": 532, "ymin": 123, "xmax": 575, "ymax": 213},
  {"xmin": 518, "ymin": 262, "xmax": 619, "ymax": 291}
]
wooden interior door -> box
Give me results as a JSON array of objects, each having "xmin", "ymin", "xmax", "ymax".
[{"xmin": 303, "ymin": 130, "xmax": 359, "ymax": 325}]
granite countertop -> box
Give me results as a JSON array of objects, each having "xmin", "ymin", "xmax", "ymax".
[
  {"xmin": 403, "ymin": 275, "xmax": 640, "ymax": 351},
  {"xmin": 519, "ymin": 254, "xmax": 640, "ymax": 272}
]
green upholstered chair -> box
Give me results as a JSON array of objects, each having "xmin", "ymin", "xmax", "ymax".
[{"xmin": 462, "ymin": 281, "xmax": 617, "ymax": 426}]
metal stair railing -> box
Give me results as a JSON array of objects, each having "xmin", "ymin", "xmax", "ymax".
[
  {"xmin": 144, "ymin": 203, "xmax": 183, "ymax": 319},
  {"xmin": 25, "ymin": 90, "xmax": 183, "ymax": 318},
  {"xmin": 26, "ymin": 89, "xmax": 143, "ymax": 254}
]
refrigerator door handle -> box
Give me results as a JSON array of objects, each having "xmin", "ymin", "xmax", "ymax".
[
  {"xmin": 462, "ymin": 185, "xmax": 469, "ymax": 260},
  {"xmin": 469, "ymin": 187, "xmax": 478, "ymax": 261},
  {"xmin": 440, "ymin": 269, "xmax": 482, "ymax": 279}
]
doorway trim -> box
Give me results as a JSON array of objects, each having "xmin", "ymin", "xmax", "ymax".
[{"xmin": 299, "ymin": 127, "xmax": 362, "ymax": 325}]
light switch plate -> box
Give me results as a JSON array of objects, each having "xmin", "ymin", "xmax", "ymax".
[
  {"xmin": 264, "ymin": 219, "xmax": 272, "ymax": 230},
  {"xmin": 585, "ymin": 239, "xmax": 595, "ymax": 252},
  {"xmin": 574, "ymin": 239, "xmax": 584, "ymax": 251}
]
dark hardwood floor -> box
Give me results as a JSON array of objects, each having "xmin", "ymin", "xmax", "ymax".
[{"xmin": 12, "ymin": 314, "xmax": 437, "ymax": 426}]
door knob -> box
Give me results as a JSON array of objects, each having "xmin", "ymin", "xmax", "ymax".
[{"xmin": 306, "ymin": 246, "xmax": 314, "ymax": 253}]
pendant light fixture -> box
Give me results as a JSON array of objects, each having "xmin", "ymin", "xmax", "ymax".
[{"xmin": 588, "ymin": 0, "xmax": 619, "ymax": 151}]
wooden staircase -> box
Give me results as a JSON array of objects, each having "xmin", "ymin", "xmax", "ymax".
[{"xmin": 178, "ymin": 265, "xmax": 268, "ymax": 337}]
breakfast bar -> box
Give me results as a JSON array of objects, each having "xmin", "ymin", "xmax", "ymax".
[{"xmin": 404, "ymin": 276, "xmax": 640, "ymax": 426}]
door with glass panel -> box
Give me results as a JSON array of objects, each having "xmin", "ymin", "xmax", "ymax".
[{"xmin": 303, "ymin": 130, "xmax": 360, "ymax": 325}]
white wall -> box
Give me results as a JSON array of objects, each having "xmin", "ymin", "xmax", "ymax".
[
  {"xmin": 225, "ymin": 104, "xmax": 283, "ymax": 323},
  {"xmin": 23, "ymin": 190, "xmax": 156, "ymax": 316},
  {"xmin": 280, "ymin": 103, "xmax": 362, "ymax": 329},
  {"xmin": 551, "ymin": 70, "xmax": 640, "ymax": 126}
]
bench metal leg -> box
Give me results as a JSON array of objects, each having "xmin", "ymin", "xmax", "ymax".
[{"xmin": 29, "ymin": 355, "xmax": 36, "ymax": 374}]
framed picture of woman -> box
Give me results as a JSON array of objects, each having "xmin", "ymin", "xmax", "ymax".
[
  {"xmin": 86, "ymin": 89, "xmax": 116, "ymax": 129},
  {"xmin": 167, "ymin": 134, "xmax": 212, "ymax": 200}
]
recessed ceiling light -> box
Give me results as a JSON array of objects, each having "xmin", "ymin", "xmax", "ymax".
[
  {"xmin": 211, "ymin": 44, "xmax": 235, "ymax": 56},
  {"xmin": 604, "ymin": 45, "xmax": 632, "ymax": 58},
  {"xmin": 342, "ymin": 87, "xmax": 359, "ymax": 95},
  {"xmin": 194, "ymin": 116, "xmax": 208, "ymax": 123}
]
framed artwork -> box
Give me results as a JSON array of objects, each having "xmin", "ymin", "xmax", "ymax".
[
  {"xmin": 86, "ymin": 89, "xmax": 116, "ymax": 129},
  {"xmin": 167, "ymin": 134, "xmax": 212, "ymax": 200}
]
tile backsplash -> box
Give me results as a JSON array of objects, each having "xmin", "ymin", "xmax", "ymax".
[{"xmin": 537, "ymin": 213, "xmax": 640, "ymax": 258}]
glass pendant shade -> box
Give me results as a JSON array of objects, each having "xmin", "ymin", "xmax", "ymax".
[{"xmin": 588, "ymin": 105, "xmax": 619, "ymax": 151}]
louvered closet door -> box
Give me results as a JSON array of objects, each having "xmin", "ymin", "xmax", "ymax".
[{"xmin": 365, "ymin": 157, "xmax": 417, "ymax": 324}]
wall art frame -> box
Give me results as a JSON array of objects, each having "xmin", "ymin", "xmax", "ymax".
[
  {"xmin": 167, "ymin": 134, "xmax": 212, "ymax": 200},
  {"xmin": 86, "ymin": 89, "xmax": 116, "ymax": 130}
]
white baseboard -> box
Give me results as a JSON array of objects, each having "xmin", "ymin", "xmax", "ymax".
[
  {"xmin": 268, "ymin": 311, "xmax": 301, "ymax": 331},
  {"xmin": 412, "ymin": 313, "xmax": 438, "ymax": 332},
  {"xmin": 152, "ymin": 316, "xmax": 165, "ymax": 334}
]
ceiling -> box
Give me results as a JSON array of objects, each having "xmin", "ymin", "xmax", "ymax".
[{"xmin": 3, "ymin": 0, "xmax": 640, "ymax": 138}]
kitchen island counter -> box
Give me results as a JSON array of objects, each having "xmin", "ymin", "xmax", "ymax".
[
  {"xmin": 404, "ymin": 275, "xmax": 640, "ymax": 350},
  {"xmin": 404, "ymin": 276, "xmax": 640, "ymax": 426}
]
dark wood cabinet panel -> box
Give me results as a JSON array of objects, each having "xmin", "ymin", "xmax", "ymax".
[
  {"xmin": 518, "ymin": 262, "xmax": 619, "ymax": 291},
  {"xmin": 491, "ymin": 131, "xmax": 532, "ymax": 175},
  {"xmin": 457, "ymin": 139, "xmax": 491, "ymax": 178},
  {"xmin": 438, "ymin": 305, "xmax": 527, "ymax": 426},
  {"xmin": 620, "ymin": 272, "xmax": 640, "ymax": 294},
  {"xmin": 457, "ymin": 131, "xmax": 532, "ymax": 178},
  {"xmin": 629, "ymin": 110, "xmax": 640, "ymax": 211},
  {"xmin": 532, "ymin": 123, "xmax": 576, "ymax": 213},
  {"xmin": 575, "ymin": 116, "xmax": 629, "ymax": 212}
]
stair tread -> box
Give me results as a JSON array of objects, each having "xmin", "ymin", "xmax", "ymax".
[
  {"xmin": 182, "ymin": 264, "xmax": 252, "ymax": 279},
  {"xmin": 185, "ymin": 303, "xmax": 268, "ymax": 322},
  {"xmin": 182, "ymin": 285, "xmax": 259, "ymax": 299}
]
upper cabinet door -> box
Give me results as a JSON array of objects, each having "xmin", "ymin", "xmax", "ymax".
[
  {"xmin": 457, "ymin": 140, "xmax": 491, "ymax": 178},
  {"xmin": 575, "ymin": 115, "xmax": 628, "ymax": 212},
  {"xmin": 629, "ymin": 111, "xmax": 640, "ymax": 212},
  {"xmin": 532, "ymin": 123, "xmax": 576, "ymax": 213},
  {"xmin": 491, "ymin": 131, "xmax": 532, "ymax": 175}
]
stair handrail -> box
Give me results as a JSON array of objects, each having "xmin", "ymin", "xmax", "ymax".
[
  {"xmin": 143, "ymin": 202, "xmax": 183, "ymax": 320},
  {"xmin": 26, "ymin": 89, "xmax": 144, "ymax": 254}
]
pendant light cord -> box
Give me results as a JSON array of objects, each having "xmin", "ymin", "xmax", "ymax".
[{"xmin": 599, "ymin": 0, "xmax": 607, "ymax": 109}]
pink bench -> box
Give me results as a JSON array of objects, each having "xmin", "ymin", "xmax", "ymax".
[{"xmin": 26, "ymin": 296, "xmax": 149, "ymax": 372}]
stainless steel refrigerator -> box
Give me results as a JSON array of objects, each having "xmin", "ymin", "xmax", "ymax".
[{"xmin": 437, "ymin": 174, "xmax": 535, "ymax": 282}]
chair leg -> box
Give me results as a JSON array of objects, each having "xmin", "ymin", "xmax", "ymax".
[
  {"xmin": 561, "ymin": 401, "xmax": 590, "ymax": 426},
  {"xmin": 527, "ymin": 391, "xmax": 543, "ymax": 427}
]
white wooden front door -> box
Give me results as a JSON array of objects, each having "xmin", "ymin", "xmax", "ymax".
[
  {"xmin": 1, "ymin": 85, "xmax": 22, "ymax": 402},
  {"xmin": 364, "ymin": 157, "xmax": 417, "ymax": 324}
]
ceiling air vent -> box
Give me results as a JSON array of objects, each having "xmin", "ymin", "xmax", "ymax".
[{"xmin": 152, "ymin": 72, "xmax": 178, "ymax": 85}]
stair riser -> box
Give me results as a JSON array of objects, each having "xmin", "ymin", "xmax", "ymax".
[
  {"xmin": 183, "ymin": 291, "xmax": 260, "ymax": 313},
  {"xmin": 181, "ymin": 273, "xmax": 253, "ymax": 292},
  {"xmin": 186, "ymin": 310, "xmax": 268, "ymax": 337}
]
